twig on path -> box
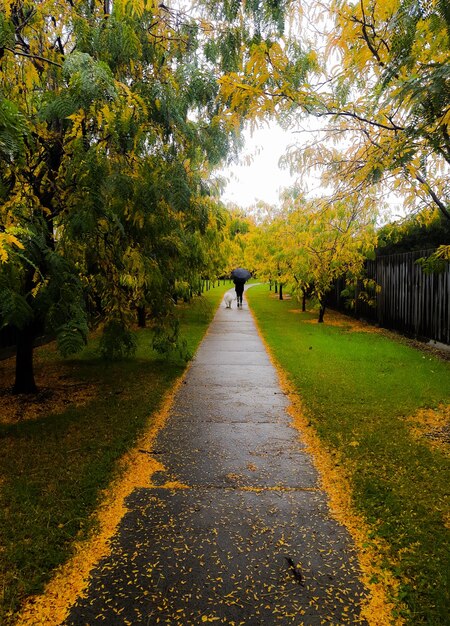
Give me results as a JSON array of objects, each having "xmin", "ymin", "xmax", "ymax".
[{"xmin": 284, "ymin": 557, "xmax": 305, "ymax": 586}]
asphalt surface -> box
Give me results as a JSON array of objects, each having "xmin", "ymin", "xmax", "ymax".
[{"xmin": 65, "ymin": 287, "xmax": 368, "ymax": 625}]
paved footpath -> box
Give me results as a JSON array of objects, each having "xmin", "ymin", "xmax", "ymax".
[{"xmin": 65, "ymin": 287, "xmax": 368, "ymax": 625}]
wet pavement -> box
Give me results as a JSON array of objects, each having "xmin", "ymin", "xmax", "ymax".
[{"xmin": 65, "ymin": 287, "xmax": 368, "ymax": 625}]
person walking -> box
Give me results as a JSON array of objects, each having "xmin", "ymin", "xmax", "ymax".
[
  {"xmin": 231, "ymin": 268, "xmax": 251, "ymax": 308},
  {"xmin": 234, "ymin": 279, "xmax": 245, "ymax": 308}
]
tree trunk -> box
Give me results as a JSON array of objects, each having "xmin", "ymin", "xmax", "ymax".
[
  {"xmin": 279, "ymin": 283, "xmax": 283, "ymax": 300},
  {"xmin": 302, "ymin": 289, "xmax": 306, "ymax": 312},
  {"xmin": 13, "ymin": 323, "xmax": 37, "ymax": 394},
  {"xmin": 269, "ymin": 281, "xmax": 272, "ymax": 291},
  {"xmin": 137, "ymin": 306, "xmax": 146, "ymax": 328},
  {"xmin": 275, "ymin": 281, "xmax": 278, "ymax": 294},
  {"xmin": 318, "ymin": 303, "xmax": 326, "ymax": 323}
]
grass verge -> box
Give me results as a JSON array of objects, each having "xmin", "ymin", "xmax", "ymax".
[
  {"xmin": 0, "ymin": 284, "xmax": 229, "ymax": 625},
  {"xmin": 247, "ymin": 284, "xmax": 450, "ymax": 626}
]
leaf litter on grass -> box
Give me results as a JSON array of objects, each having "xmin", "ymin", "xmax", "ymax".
[
  {"xmin": 289, "ymin": 308, "xmax": 382, "ymax": 334},
  {"xmin": 406, "ymin": 404, "xmax": 450, "ymax": 453},
  {"xmin": 0, "ymin": 348, "xmax": 97, "ymax": 425}
]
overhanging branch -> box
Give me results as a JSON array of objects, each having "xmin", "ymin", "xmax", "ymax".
[
  {"xmin": 415, "ymin": 172, "xmax": 450, "ymax": 220},
  {"xmin": 4, "ymin": 47, "xmax": 63, "ymax": 68}
]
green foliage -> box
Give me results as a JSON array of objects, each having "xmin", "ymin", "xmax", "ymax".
[
  {"xmin": 44, "ymin": 261, "xmax": 89, "ymax": 356},
  {"xmin": 397, "ymin": 61, "xmax": 450, "ymax": 139},
  {"xmin": 97, "ymin": 18, "xmax": 142, "ymax": 68},
  {"xmin": 39, "ymin": 93, "xmax": 79, "ymax": 123},
  {"xmin": 167, "ymin": 163, "xmax": 192, "ymax": 213},
  {"xmin": 204, "ymin": 29, "xmax": 243, "ymax": 73},
  {"xmin": 0, "ymin": 95, "xmax": 27, "ymax": 160},
  {"xmin": 56, "ymin": 318, "xmax": 89, "ymax": 357},
  {"xmin": 152, "ymin": 320, "xmax": 191, "ymax": 361},
  {"xmin": 0, "ymin": 220, "xmax": 89, "ymax": 365},
  {"xmin": 340, "ymin": 277, "xmax": 380, "ymax": 310},
  {"xmin": 99, "ymin": 320, "xmax": 137, "ymax": 360},
  {"xmin": 377, "ymin": 211, "xmax": 450, "ymax": 255},
  {"xmin": 385, "ymin": 0, "xmax": 423, "ymax": 82},
  {"xmin": 206, "ymin": 0, "xmax": 287, "ymax": 34},
  {"xmin": 63, "ymin": 52, "xmax": 118, "ymax": 109},
  {"xmin": 437, "ymin": 0, "xmax": 450, "ymax": 33},
  {"xmin": 0, "ymin": 288, "xmax": 33, "ymax": 330},
  {"xmin": 416, "ymin": 244, "xmax": 450, "ymax": 274},
  {"xmin": 0, "ymin": 12, "xmax": 14, "ymax": 49},
  {"xmin": 215, "ymin": 0, "xmax": 449, "ymax": 221}
]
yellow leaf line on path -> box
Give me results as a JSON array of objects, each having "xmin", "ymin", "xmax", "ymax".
[
  {"xmin": 15, "ymin": 371, "xmax": 189, "ymax": 626},
  {"xmin": 248, "ymin": 305, "xmax": 405, "ymax": 626},
  {"xmin": 239, "ymin": 485, "xmax": 320, "ymax": 492},
  {"xmin": 149, "ymin": 483, "xmax": 320, "ymax": 492}
]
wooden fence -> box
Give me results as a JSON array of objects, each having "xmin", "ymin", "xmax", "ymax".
[{"xmin": 329, "ymin": 249, "xmax": 450, "ymax": 345}]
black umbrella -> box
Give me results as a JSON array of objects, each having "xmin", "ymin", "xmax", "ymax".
[{"xmin": 231, "ymin": 267, "xmax": 251, "ymax": 282}]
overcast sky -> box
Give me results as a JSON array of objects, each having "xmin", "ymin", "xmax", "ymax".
[
  {"xmin": 218, "ymin": 122, "xmax": 407, "ymax": 223},
  {"xmin": 218, "ymin": 124, "xmax": 301, "ymax": 208}
]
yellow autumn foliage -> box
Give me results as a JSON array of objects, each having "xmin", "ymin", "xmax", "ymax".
[{"xmin": 0, "ymin": 232, "xmax": 25, "ymax": 263}]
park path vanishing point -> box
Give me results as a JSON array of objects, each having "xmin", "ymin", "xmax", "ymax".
[{"xmin": 65, "ymin": 286, "xmax": 368, "ymax": 625}]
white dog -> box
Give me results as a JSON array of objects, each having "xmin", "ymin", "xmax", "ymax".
[{"xmin": 224, "ymin": 292, "xmax": 234, "ymax": 308}]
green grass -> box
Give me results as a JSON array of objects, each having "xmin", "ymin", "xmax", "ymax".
[
  {"xmin": 0, "ymin": 284, "xmax": 228, "ymax": 624},
  {"xmin": 247, "ymin": 284, "xmax": 450, "ymax": 626}
]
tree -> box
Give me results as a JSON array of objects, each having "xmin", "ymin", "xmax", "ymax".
[
  {"xmin": 0, "ymin": 0, "xmax": 290, "ymax": 392},
  {"xmin": 246, "ymin": 211, "xmax": 291, "ymax": 297},
  {"xmin": 248, "ymin": 193, "xmax": 377, "ymax": 322},
  {"xmin": 287, "ymin": 195, "xmax": 377, "ymax": 321},
  {"xmin": 220, "ymin": 207, "xmax": 255, "ymax": 276}
]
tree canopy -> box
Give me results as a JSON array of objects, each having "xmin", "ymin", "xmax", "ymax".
[{"xmin": 220, "ymin": 0, "xmax": 450, "ymax": 220}]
